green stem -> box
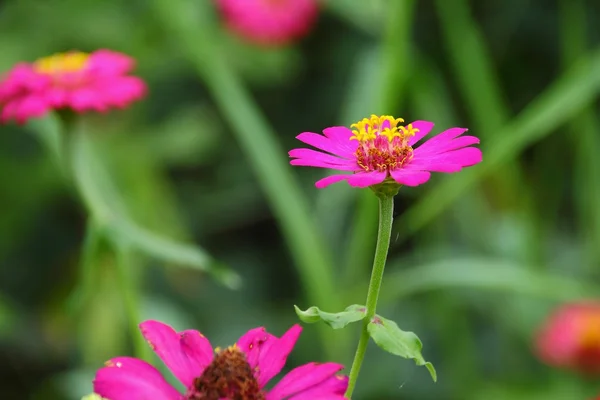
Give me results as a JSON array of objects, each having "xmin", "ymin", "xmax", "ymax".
[
  {"xmin": 114, "ymin": 244, "xmax": 150, "ymax": 362},
  {"xmin": 345, "ymin": 194, "xmax": 394, "ymax": 398},
  {"xmin": 68, "ymin": 220, "xmax": 102, "ymax": 315}
]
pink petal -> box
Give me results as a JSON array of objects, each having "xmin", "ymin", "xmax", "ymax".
[
  {"xmin": 405, "ymin": 162, "xmax": 463, "ymax": 173},
  {"xmin": 289, "ymin": 148, "xmax": 355, "ymax": 165},
  {"xmin": 287, "ymin": 375, "xmax": 348, "ymax": 400},
  {"xmin": 15, "ymin": 95, "xmax": 50, "ymax": 123},
  {"xmin": 68, "ymin": 88, "xmax": 106, "ymax": 112},
  {"xmin": 87, "ymin": 49, "xmax": 136, "ymax": 77},
  {"xmin": 346, "ymin": 171, "xmax": 386, "ymax": 187},
  {"xmin": 93, "ymin": 356, "xmax": 183, "ymax": 400},
  {"xmin": 1, "ymin": 99, "xmax": 19, "ymax": 123},
  {"xmin": 314, "ymin": 174, "xmax": 351, "ymax": 188},
  {"xmin": 238, "ymin": 325, "xmax": 302, "ymax": 388},
  {"xmin": 236, "ymin": 327, "xmax": 270, "ymax": 369},
  {"xmin": 139, "ymin": 320, "xmax": 214, "ymax": 388},
  {"xmin": 295, "ymin": 132, "xmax": 355, "ymax": 157},
  {"xmin": 390, "ymin": 169, "xmax": 431, "ymax": 186},
  {"xmin": 290, "ymin": 158, "xmax": 357, "ymax": 171},
  {"xmin": 322, "ymin": 126, "xmax": 358, "ymax": 154},
  {"xmin": 415, "ymin": 135, "xmax": 480, "ymax": 156},
  {"xmin": 414, "ymin": 127, "xmax": 468, "ymax": 150},
  {"xmin": 407, "ymin": 120, "xmax": 435, "ymax": 146},
  {"xmin": 45, "ymin": 87, "xmax": 69, "ymax": 107},
  {"xmin": 95, "ymin": 76, "xmax": 147, "ymax": 107},
  {"xmin": 266, "ymin": 362, "xmax": 345, "ymax": 400},
  {"xmin": 415, "ymin": 147, "xmax": 482, "ymax": 167}
]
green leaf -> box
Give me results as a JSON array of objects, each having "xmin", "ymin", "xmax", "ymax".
[
  {"xmin": 374, "ymin": 257, "xmax": 600, "ymax": 303},
  {"xmin": 294, "ymin": 304, "xmax": 366, "ymax": 329},
  {"xmin": 367, "ymin": 315, "xmax": 437, "ymax": 382},
  {"xmin": 69, "ymin": 119, "xmax": 240, "ymax": 289},
  {"xmin": 107, "ymin": 220, "xmax": 241, "ymax": 289}
]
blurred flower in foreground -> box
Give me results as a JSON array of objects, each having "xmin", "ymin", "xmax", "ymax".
[
  {"xmin": 289, "ymin": 115, "xmax": 482, "ymax": 189},
  {"xmin": 536, "ymin": 302, "xmax": 600, "ymax": 374},
  {"xmin": 94, "ymin": 320, "xmax": 348, "ymax": 399},
  {"xmin": 0, "ymin": 49, "xmax": 146, "ymax": 124},
  {"xmin": 216, "ymin": 0, "xmax": 319, "ymax": 46}
]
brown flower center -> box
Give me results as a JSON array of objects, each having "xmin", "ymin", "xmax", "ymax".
[
  {"xmin": 187, "ymin": 346, "xmax": 265, "ymax": 400},
  {"xmin": 355, "ymin": 136, "xmax": 413, "ymax": 172}
]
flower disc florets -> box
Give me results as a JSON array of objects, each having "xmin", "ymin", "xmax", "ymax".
[
  {"xmin": 351, "ymin": 115, "xmax": 419, "ymax": 173},
  {"xmin": 188, "ymin": 345, "xmax": 264, "ymax": 400}
]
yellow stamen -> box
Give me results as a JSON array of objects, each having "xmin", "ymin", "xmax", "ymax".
[
  {"xmin": 400, "ymin": 123, "xmax": 420, "ymax": 137},
  {"xmin": 350, "ymin": 114, "xmax": 412, "ymax": 142},
  {"xmin": 33, "ymin": 51, "xmax": 89, "ymax": 75}
]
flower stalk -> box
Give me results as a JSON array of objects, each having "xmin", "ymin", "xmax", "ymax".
[{"xmin": 345, "ymin": 193, "xmax": 395, "ymax": 398}]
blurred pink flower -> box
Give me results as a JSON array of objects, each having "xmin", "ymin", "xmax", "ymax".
[
  {"xmin": 536, "ymin": 301, "xmax": 600, "ymax": 374},
  {"xmin": 94, "ymin": 320, "xmax": 348, "ymax": 399},
  {"xmin": 216, "ymin": 0, "xmax": 319, "ymax": 46},
  {"xmin": 289, "ymin": 115, "xmax": 482, "ymax": 189},
  {"xmin": 0, "ymin": 49, "xmax": 146, "ymax": 124}
]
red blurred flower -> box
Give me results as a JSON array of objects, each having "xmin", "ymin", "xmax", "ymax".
[
  {"xmin": 0, "ymin": 49, "xmax": 146, "ymax": 124},
  {"xmin": 536, "ymin": 301, "xmax": 600, "ymax": 374},
  {"xmin": 216, "ymin": 0, "xmax": 319, "ymax": 46}
]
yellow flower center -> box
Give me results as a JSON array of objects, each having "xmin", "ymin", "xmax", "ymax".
[
  {"xmin": 350, "ymin": 114, "xmax": 418, "ymax": 143},
  {"xmin": 33, "ymin": 51, "xmax": 89, "ymax": 75},
  {"xmin": 351, "ymin": 114, "xmax": 418, "ymax": 172}
]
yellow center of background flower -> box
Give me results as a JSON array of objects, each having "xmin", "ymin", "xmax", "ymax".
[
  {"xmin": 579, "ymin": 314, "xmax": 600, "ymax": 348},
  {"xmin": 33, "ymin": 51, "xmax": 89, "ymax": 75}
]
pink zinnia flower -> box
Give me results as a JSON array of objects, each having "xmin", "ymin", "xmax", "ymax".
[
  {"xmin": 93, "ymin": 320, "xmax": 348, "ymax": 399},
  {"xmin": 216, "ymin": 0, "xmax": 319, "ymax": 46},
  {"xmin": 289, "ymin": 115, "xmax": 482, "ymax": 189},
  {"xmin": 536, "ymin": 301, "xmax": 600, "ymax": 374},
  {"xmin": 0, "ymin": 49, "xmax": 146, "ymax": 124}
]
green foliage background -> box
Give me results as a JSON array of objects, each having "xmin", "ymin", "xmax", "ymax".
[{"xmin": 1, "ymin": 0, "xmax": 600, "ymax": 399}]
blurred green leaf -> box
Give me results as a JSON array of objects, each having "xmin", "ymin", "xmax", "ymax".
[
  {"xmin": 559, "ymin": 0, "xmax": 600, "ymax": 272},
  {"xmin": 324, "ymin": 0, "xmax": 384, "ymax": 36},
  {"xmin": 434, "ymin": 0, "xmax": 509, "ymax": 132},
  {"xmin": 68, "ymin": 118, "xmax": 240, "ymax": 288},
  {"xmin": 368, "ymin": 315, "xmax": 437, "ymax": 382},
  {"xmin": 374, "ymin": 258, "xmax": 599, "ymax": 303},
  {"xmin": 294, "ymin": 304, "xmax": 366, "ymax": 329}
]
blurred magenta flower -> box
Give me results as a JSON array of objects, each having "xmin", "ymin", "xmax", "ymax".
[
  {"xmin": 216, "ymin": 0, "xmax": 319, "ymax": 46},
  {"xmin": 0, "ymin": 49, "xmax": 146, "ymax": 124},
  {"xmin": 94, "ymin": 320, "xmax": 348, "ymax": 399},
  {"xmin": 289, "ymin": 115, "xmax": 482, "ymax": 189},
  {"xmin": 536, "ymin": 302, "xmax": 600, "ymax": 374}
]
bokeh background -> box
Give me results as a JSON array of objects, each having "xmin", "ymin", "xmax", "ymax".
[{"xmin": 1, "ymin": 0, "xmax": 600, "ymax": 399}]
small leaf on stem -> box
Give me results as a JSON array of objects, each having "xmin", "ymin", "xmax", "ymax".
[
  {"xmin": 367, "ymin": 315, "xmax": 437, "ymax": 382},
  {"xmin": 294, "ymin": 304, "xmax": 366, "ymax": 329}
]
